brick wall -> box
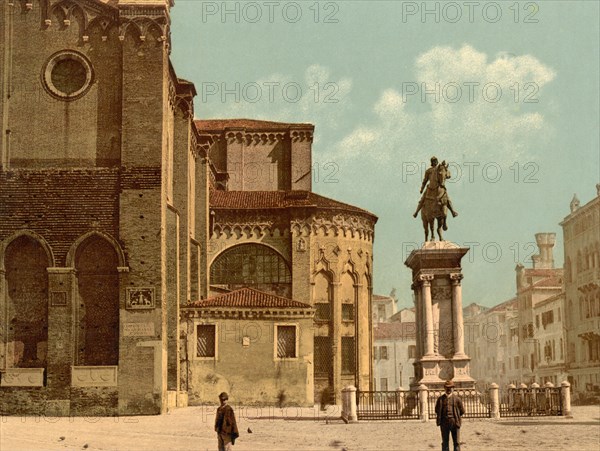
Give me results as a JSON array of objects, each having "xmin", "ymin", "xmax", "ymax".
[{"xmin": 0, "ymin": 169, "xmax": 120, "ymax": 264}]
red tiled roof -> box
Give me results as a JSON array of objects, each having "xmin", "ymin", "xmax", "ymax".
[
  {"xmin": 195, "ymin": 119, "xmax": 314, "ymax": 132},
  {"xmin": 374, "ymin": 322, "xmax": 416, "ymax": 340},
  {"xmin": 210, "ymin": 190, "xmax": 377, "ymax": 219},
  {"xmin": 185, "ymin": 287, "xmax": 311, "ymax": 309}
]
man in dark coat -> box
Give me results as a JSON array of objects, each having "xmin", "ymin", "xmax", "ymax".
[
  {"xmin": 215, "ymin": 392, "xmax": 239, "ymax": 451},
  {"xmin": 435, "ymin": 380, "xmax": 465, "ymax": 451}
]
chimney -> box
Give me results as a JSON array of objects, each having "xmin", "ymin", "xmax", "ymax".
[{"xmin": 533, "ymin": 233, "xmax": 556, "ymax": 269}]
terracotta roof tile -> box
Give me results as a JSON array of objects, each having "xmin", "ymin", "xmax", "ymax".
[
  {"xmin": 210, "ymin": 190, "xmax": 377, "ymax": 219},
  {"xmin": 185, "ymin": 287, "xmax": 311, "ymax": 309},
  {"xmin": 374, "ymin": 322, "xmax": 416, "ymax": 340},
  {"xmin": 195, "ymin": 119, "xmax": 314, "ymax": 132}
]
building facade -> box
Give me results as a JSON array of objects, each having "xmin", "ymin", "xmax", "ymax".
[
  {"xmin": 0, "ymin": 1, "xmax": 377, "ymax": 414},
  {"xmin": 515, "ymin": 233, "xmax": 564, "ymax": 385},
  {"xmin": 372, "ymin": 310, "xmax": 416, "ymax": 391},
  {"xmin": 196, "ymin": 119, "xmax": 377, "ymax": 403},
  {"xmin": 561, "ymin": 187, "xmax": 600, "ymax": 399},
  {"xmin": 465, "ymin": 233, "xmax": 569, "ymax": 390},
  {"xmin": 181, "ymin": 288, "xmax": 315, "ymax": 406},
  {"xmin": 0, "ymin": 0, "xmax": 204, "ymax": 416}
]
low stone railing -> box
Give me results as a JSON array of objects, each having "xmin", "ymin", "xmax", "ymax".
[{"xmin": 343, "ymin": 381, "xmax": 572, "ymax": 422}]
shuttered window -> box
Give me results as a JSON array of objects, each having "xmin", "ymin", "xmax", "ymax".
[
  {"xmin": 277, "ymin": 325, "xmax": 296, "ymax": 358},
  {"xmin": 197, "ymin": 325, "xmax": 216, "ymax": 358}
]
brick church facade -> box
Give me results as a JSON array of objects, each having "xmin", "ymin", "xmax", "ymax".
[{"xmin": 0, "ymin": 0, "xmax": 376, "ymax": 415}]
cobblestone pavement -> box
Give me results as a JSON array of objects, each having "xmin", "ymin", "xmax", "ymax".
[{"xmin": 1, "ymin": 405, "xmax": 599, "ymax": 451}]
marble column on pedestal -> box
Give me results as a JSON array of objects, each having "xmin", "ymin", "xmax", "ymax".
[
  {"xmin": 450, "ymin": 273, "xmax": 466, "ymax": 357},
  {"xmin": 420, "ymin": 274, "xmax": 435, "ymax": 357}
]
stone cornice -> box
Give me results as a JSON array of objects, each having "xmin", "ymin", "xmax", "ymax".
[
  {"xmin": 181, "ymin": 308, "xmax": 314, "ymax": 320},
  {"xmin": 225, "ymin": 132, "xmax": 286, "ymax": 146}
]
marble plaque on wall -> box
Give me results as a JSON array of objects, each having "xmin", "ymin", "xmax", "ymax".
[
  {"xmin": 123, "ymin": 322, "xmax": 155, "ymax": 337},
  {"xmin": 126, "ymin": 287, "xmax": 155, "ymax": 309}
]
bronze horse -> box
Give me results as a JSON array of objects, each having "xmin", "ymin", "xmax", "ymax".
[{"xmin": 420, "ymin": 163, "xmax": 450, "ymax": 242}]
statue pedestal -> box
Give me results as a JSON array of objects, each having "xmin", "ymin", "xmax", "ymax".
[{"xmin": 406, "ymin": 241, "xmax": 475, "ymax": 390}]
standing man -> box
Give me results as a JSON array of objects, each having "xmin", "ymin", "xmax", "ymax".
[
  {"xmin": 435, "ymin": 380, "xmax": 465, "ymax": 451},
  {"xmin": 215, "ymin": 392, "xmax": 239, "ymax": 451}
]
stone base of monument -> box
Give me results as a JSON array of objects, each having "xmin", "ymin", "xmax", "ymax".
[
  {"xmin": 406, "ymin": 240, "xmax": 477, "ymax": 391},
  {"xmin": 411, "ymin": 355, "xmax": 476, "ymax": 391}
]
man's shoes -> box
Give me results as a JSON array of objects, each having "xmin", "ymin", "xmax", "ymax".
[{"xmin": 452, "ymin": 211, "xmax": 458, "ymax": 218}]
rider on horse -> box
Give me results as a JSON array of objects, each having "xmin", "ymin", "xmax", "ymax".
[{"xmin": 413, "ymin": 156, "xmax": 458, "ymax": 218}]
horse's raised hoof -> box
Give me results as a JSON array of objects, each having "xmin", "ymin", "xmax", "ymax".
[
  {"xmin": 443, "ymin": 224, "xmax": 448, "ymax": 231},
  {"xmin": 452, "ymin": 211, "xmax": 458, "ymax": 218},
  {"xmin": 413, "ymin": 213, "xmax": 418, "ymax": 218}
]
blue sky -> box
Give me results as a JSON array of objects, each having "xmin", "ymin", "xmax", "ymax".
[{"xmin": 170, "ymin": 1, "xmax": 600, "ymax": 308}]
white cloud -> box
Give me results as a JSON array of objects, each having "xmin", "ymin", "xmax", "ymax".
[{"xmin": 328, "ymin": 45, "xmax": 556, "ymax": 165}]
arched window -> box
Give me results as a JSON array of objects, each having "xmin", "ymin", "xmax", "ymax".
[
  {"xmin": 340, "ymin": 272, "xmax": 356, "ymax": 322},
  {"xmin": 313, "ymin": 271, "xmax": 333, "ymax": 380},
  {"xmin": 4, "ymin": 236, "xmax": 50, "ymax": 368},
  {"xmin": 75, "ymin": 236, "xmax": 119, "ymax": 366},
  {"xmin": 210, "ymin": 244, "xmax": 291, "ymax": 297}
]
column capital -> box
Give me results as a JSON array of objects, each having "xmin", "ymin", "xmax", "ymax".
[
  {"xmin": 450, "ymin": 273, "xmax": 463, "ymax": 284},
  {"xmin": 418, "ymin": 274, "xmax": 434, "ymax": 285}
]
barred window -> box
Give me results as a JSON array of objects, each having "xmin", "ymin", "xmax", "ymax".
[
  {"xmin": 276, "ymin": 325, "xmax": 296, "ymax": 358},
  {"xmin": 315, "ymin": 303, "xmax": 331, "ymax": 321},
  {"xmin": 211, "ymin": 244, "xmax": 291, "ymax": 285},
  {"xmin": 197, "ymin": 325, "xmax": 216, "ymax": 358},
  {"xmin": 342, "ymin": 337, "xmax": 355, "ymax": 375},
  {"xmin": 314, "ymin": 336, "xmax": 332, "ymax": 376},
  {"xmin": 342, "ymin": 304, "xmax": 354, "ymax": 321},
  {"xmin": 380, "ymin": 346, "xmax": 388, "ymax": 360}
]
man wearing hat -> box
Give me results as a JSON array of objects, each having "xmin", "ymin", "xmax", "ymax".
[
  {"xmin": 214, "ymin": 392, "xmax": 239, "ymax": 451},
  {"xmin": 435, "ymin": 380, "xmax": 465, "ymax": 451}
]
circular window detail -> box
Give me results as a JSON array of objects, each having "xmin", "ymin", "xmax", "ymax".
[{"xmin": 42, "ymin": 51, "xmax": 94, "ymax": 101}]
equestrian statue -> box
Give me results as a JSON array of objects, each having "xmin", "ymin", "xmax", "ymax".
[{"xmin": 413, "ymin": 156, "xmax": 458, "ymax": 242}]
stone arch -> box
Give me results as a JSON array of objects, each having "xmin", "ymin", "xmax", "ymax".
[
  {"xmin": 0, "ymin": 230, "xmax": 55, "ymax": 271},
  {"xmin": 66, "ymin": 231, "xmax": 126, "ymax": 268},
  {"xmin": 74, "ymin": 234, "xmax": 120, "ymax": 366},
  {"xmin": 3, "ymin": 234, "xmax": 52, "ymax": 368}
]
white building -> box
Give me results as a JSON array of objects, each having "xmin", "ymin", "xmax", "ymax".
[
  {"xmin": 373, "ymin": 322, "xmax": 416, "ymax": 390},
  {"xmin": 561, "ymin": 186, "xmax": 600, "ymax": 400}
]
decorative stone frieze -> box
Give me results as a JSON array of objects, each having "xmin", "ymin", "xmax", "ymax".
[
  {"xmin": 71, "ymin": 366, "xmax": 118, "ymax": 387},
  {"xmin": 0, "ymin": 368, "xmax": 45, "ymax": 387}
]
